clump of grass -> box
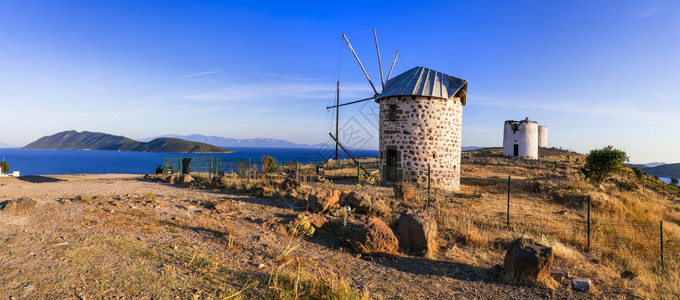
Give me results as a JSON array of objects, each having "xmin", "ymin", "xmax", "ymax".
[
  {"xmin": 267, "ymin": 259, "xmax": 362, "ymax": 300},
  {"xmin": 141, "ymin": 191, "xmax": 156, "ymax": 201}
]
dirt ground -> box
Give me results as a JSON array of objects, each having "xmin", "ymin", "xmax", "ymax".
[{"xmin": 0, "ymin": 173, "xmax": 603, "ymax": 299}]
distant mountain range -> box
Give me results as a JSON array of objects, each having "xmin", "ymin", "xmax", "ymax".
[
  {"xmin": 142, "ymin": 134, "xmax": 326, "ymax": 148},
  {"xmin": 23, "ymin": 131, "xmax": 230, "ymax": 153},
  {"xmin": 0, "ymin": 141, "xmax": 14, "ymax": 148},
  {"xmin": 636, "ymin": 163, "xmax": 680, "ymax": 179}
]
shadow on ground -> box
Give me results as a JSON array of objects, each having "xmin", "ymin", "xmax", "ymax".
[{"xmin": 16, "ymin": 175, "xmax": 66, "ymax": 183}]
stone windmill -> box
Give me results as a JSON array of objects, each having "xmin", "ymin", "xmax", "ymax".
[{"xmin": 327, "ymin": 30, "xmax": 468, "ymax": 191}]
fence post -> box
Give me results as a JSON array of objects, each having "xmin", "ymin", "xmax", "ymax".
[
  {"xmin": 507, "ymin": 175, "xmax": 510, "ymax": 228},
  {"xmin": 661, "ymin": 220, "xmax": 664, "ymax": 270},
  {"xmin": 247, "ymin": 158, "xmax": 251, "ymax": 183},
  {"xmin": 357, "ymin": 162, "xmax": 361, "ymax": 185},
  {"xmin": 587, "ymin": 195, "xmax": 591, "ymax": 252},
  {"xmin": 295, "ymin": 160, "xmax": 299, "ymax": 182}
]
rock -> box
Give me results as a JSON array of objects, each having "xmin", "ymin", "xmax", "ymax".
[
  {"xmin": 307, "ymin": 189, "xmax": 341, "ymax": 213},
  {"xmin": 395, "ymin": 210, "xmax": 438, "ymax": 258},
  {"xmin": 550, "ymin": 269, "xmax": 569, "ymax": 283},
  {"xmin": 165, "ymin": 175, "xmax": 176, "ymax": 184},
  {"xmin": 489, "ymin": 264, "xmax": 505, "ymax": 279},
  {"xmin": 180, "ymin": 174, "xmax": 194, "ymax": 184},
  {"xmin": 393, "ymin": 182, "xmax": 417, "ymax": 202},
  {"xmin": 74, "ymin": 195, "xmax": 93, "ymax": 203},
  {"xmin": 572, "ymin": 278, "xmax": 591, "ymax": 292},
  {"xmin": 503, "ymin": 238, "xmax": 554, "ymax": 284},
  {"xmin": 1, "ymin": 198, "xmax": 37, "ymax": 214},
  {"xmin": 342, "ymin": 191, "xmax": 390, "ymax": 216},
  {"xmin": 211, "ymin": 176, "xmax": 226, "ymax": 186},
  {"xmin": 620, "ymin": 270, "xmax": 637, "ymax": 280},
  {"xmin": 281, "ymin": 177, "xmax": 299, "ymax": 191},
  {"xmin": 349, "ymin": 217, "xmax": 399, "ymax": 255}
]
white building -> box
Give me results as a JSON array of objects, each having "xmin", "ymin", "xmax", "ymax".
[
  {"xmin": 503, "ymin": 118, "xmax": 539, "ymax": 159},
  {"xmin": 538, "ymin": 125, "xmax": 548, "ymax": 148},
  {"xmin": 376, "ymin": 66, "xmax": 468, "ymax": 191}
]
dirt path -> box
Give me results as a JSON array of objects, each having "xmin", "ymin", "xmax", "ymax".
[{"xmin": 0, "ymin": 175, "xmax": 594, "ymax": 299}]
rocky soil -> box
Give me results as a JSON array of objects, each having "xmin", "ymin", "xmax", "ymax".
[{"xmin": 0, "ymin": 174, "xmax": 599, "ymax": 299}]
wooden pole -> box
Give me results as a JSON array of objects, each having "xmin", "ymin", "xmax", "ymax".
[
  {"xmin": 661, "ymin": 220, "xmax": 664, "ymax": 270},
  {"xmin": 587, "ymin": 195, "xmax": 591, "ymax": 252},
  {"xmin": 328, "ymin": 133, "xmax": 370, "ymax": 176},
  {"xmin": 335, "ymin": 81, "xmax": 339, "ymax": 160},
  {"xmin": 342, "ymin": 33, "xmax": 378, "ymax": 95},
  {"xmin": 386, "ymin": 50, "xmax": 399, "ymax": 83},
  {"xmin": 373, "ymin": 28, "xmax": 385, "ymax": 89}
]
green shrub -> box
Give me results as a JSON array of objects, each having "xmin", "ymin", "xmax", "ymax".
[
  {"xmin": 631, "ymin": 166, "xmax": 645, "ymax": 179},
  {"xmin": 0, "ymin": 161, "xmax": 8, "ymax": 173},
  {"xmin": 262, "ymin": 156, "xmax": 279, "ymax": 173},
  {"xmin": 581, "ymin": 146, "xmax": 628, "ymax": 185},
  {"xmin": 671, "ymin": 177, "xmax": 679, "ymax": 186}
]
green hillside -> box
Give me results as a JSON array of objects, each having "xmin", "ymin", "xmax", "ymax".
[{"xmin": 23, "ymin": 131, "xmax": 230, "ymax": 153}]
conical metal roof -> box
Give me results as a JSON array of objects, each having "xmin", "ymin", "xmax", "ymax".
[{"xmin": 378, "ymin": 66, "xmax": 467, "ymax": 100}]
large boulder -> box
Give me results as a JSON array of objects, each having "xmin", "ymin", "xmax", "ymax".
[
  {"xmin": 395, "ymin": 210, "xmax": 438, "ymax": 258},
  {"xmin": 0, "ymin": 198, "xmax": 37, "ymax": 214},
  {"xmin": 503, "ymin": 238, "xmax": 554, "ymax": 284},
  {"xmin": 342, "ymin": 191, "xmax": 390, "ymax": 216},
  {"xmin": 281, "ymin": 177, "xmax": 299, "ymax": 191},
  {"xmin": 307, "ymin": 189, "xmax": 341, "ymax": 213},
  {"xmin": 393, "ymin": 182, "xmax": 417, "ymax": 202},
  {"xmin": 349, "ymin": 217, "xmax": 399, "ymax": 255},
  {"xmin": 179, "ymin": 174, "xmax": 194, "ymax": 184}
]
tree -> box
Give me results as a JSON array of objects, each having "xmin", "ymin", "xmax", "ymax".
[
  {"xmin": 261, "ymin": 156, "xmax": 279, "ymax": 174},
  {"xmin": 671, "ymin": 177, "xmax": 679, "ymax": 186},
  {"xmin": 582, "ymin": 146, "xmax": 628, "ymax": 185},
  {"xmin": 0, "ymin": 161, "xmax": 8, "ymax": 174}
]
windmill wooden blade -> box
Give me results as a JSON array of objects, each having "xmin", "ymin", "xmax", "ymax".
[
  {"xmin": 373, "ymin": 29, "xmax": 384, "ymax": 90},
  {"xmin": 342, "ymin": 33, "xmax": 379, "ymax": 95},
  {"xmin": 326, "ymin": 95, "xmax": 375, "ymax": 110},
  {"xmin": 386, "ymin": 50, "xmax": 399, "ymax": 83}
]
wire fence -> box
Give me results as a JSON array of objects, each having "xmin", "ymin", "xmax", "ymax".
[{"xmin": 413, "ymin": 170, "xmax": 680, "ymax": 271}]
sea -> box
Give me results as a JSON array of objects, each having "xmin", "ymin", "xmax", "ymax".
[
  {"xmin": 659, "ymin": 177, "xmax": 680, "ymax": 187},
  {"xmin": 0, "ymin": 147, "xmax": 379, "ymax": 176}
]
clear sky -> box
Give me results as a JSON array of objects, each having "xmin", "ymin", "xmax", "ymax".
[{"xmin": 0, "ymin": 1, "xmax": 678, "ymax": 163}]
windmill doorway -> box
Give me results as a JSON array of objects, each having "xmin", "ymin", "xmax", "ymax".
[
  {"xmin": 385, "ymin": 148, "xmax": 401, "ymax": 182},
  {"xmin": 513, "ymin": 144, "xmax": 519, "ymax": 156}
]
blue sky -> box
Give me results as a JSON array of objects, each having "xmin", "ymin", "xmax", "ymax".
[{"xmin": 0, "ymin": 1, "xmax": 678, "ymax": 163}]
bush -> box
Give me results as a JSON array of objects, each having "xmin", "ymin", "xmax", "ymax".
[
  {"xmin": 261, "ymin": 155, "xmax": 279, "ymax": 173},
  {"xmin": 631, "ymin": 166, "xmax": 645, "ymax": 179},
  {"xmin": 581, "ymin": 146, "xmax": 628, "ymax": 185},
  {"xmin": 0, "ymin": 161, "xmax": 8, "ymax": 173},
  {"xmin": 671, "ymin": 177, "xmax": 679, "ymax": 186}
]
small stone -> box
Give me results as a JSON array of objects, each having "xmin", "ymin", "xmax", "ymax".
[
  {"xmin": 572, "ymin": 278, "xmax": 591, "ymax": 292},
  {"xmin": 550, "ymin": 269, "xmax": 569, "ymax": 283},
  {"xmin": 23, "ymin": 284, "xmax": 35, "ymax": 291},
  {"xmin": 621, "ymin": 270, "xmax": 638, "ymax": 280},
  {"xmin": 258, "ymin": 263, "xmax": 266, "ymax": 269}
]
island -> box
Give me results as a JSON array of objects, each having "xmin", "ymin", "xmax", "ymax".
[{"xmin": 23, "ymin": 130, "xmax": 231, "ymax": 153}]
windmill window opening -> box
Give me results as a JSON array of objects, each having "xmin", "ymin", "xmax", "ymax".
[{"xmin": 388, "ymin": 105, "xmax": 398, "ymax": 121}]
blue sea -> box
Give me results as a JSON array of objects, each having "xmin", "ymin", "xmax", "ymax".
[{"xmin": 0, "ymin": 147, "xmax": 378, "ymax": 176}]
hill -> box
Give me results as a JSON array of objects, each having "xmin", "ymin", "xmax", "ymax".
[
  {"xmin": 142, "ymin": 134, "xmax": 324, "ymax": 148},
  {"xmin": 639, "ymin": 163, "xmax": 680, "ymax": 178},
  {"xmin": 23, "ymin": 131, "xmax": 230, "ymax": 153}
]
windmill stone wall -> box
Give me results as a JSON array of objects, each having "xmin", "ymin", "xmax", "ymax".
[{"xmin": 377, "ymin": 95, "xmax": 464, "ymax": 190}]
